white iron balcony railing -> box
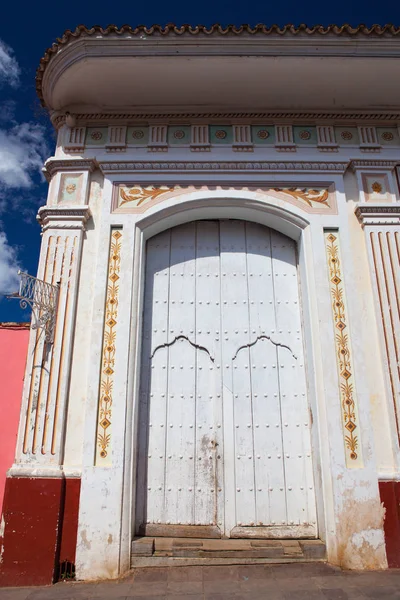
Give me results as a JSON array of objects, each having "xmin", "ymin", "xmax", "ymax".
[{"xmin": 8, "ymin": 271, "xmax": 59, "ymax": 344}]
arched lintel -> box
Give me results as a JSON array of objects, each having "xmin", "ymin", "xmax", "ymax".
[{"xmin": 135, "ymin": 195, "xmax": 310, "ymax": 242}]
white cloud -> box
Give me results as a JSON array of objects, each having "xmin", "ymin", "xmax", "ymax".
[
  {"xmin": 0, "ymin": 122, "xmax": 49, "ymax": 193},
  {"xmin": 0, "ymin": 230, "xmax": 20, "ymax": 294},
  {"xmin": 0, "ymin": 38, "xmax": 49, "ymax": 299},
  {"xmin": 0, "ymin": 39, "xmax": 20, "ymax": 88}
]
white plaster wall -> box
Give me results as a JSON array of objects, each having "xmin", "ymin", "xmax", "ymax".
[
  {"xmin": 63, "ymin": 169, "xmax": 105, "ymax": 470},
  {"xmin": 38, "ymin": 139, "xmax": 398, "ymax": 577},
  {"xmin": 343, "ymin": 169, "xmax": 400, "ymax": 479},
  {"xmin": 73, "ymin": 182, "xmax": 386, "ymax": 577}
]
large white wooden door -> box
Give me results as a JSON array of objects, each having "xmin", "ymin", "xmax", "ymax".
[{"xmin": 136, "ymin": 220, "xmax": 317, "ymax": 539}]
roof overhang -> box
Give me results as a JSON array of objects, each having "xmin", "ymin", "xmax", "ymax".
[{"xmin": 37, "ymin": 25, "xmax": 400, "ymax": 122}]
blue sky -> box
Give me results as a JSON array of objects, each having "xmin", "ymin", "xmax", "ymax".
[{"xmin": 1, "ymin": 0, "xmax": 400, "ymax": 322}]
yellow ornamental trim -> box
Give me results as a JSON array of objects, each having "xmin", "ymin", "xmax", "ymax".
[
  {"xmin": 119, "ymin": 185, "xmax": 174, "ymax": 207},
  {"xmin": 273, "ymin": 187, "xmax": 330, "ymax": 207},
  {"xmin": 96, "ymin": 229, "xmax": 122, "ymax": 463},
  {"xmin": 324, "ymin": 231, "xmax": 362, "ymax": 467}
]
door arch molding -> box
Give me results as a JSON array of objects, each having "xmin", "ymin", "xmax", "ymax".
[
  {"xmin": 134, "ymin": 193, "xmax": 310, "ymax": 243},
  {"xmin": 120, "ymin": 193, "xmax": 325, "ymax": 565}
]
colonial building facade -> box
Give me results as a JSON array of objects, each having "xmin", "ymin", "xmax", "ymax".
[{"xmin": 2, "ymin": 23, "xmax": 400, "ymax": 586}]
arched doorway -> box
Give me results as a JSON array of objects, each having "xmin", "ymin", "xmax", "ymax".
[{"xmin": 135, "ymin": 219, "xmax": 317, "ymax": 539}]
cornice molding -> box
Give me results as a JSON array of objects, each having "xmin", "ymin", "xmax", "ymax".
[
  {"xmin": 43, "ymin": 158, "xmax": 98, "ymax": 182},
  {"xmin": 98, "ymin": 160, "xmax": 349, "ymax": 174},
  {"xmin": 51, "ymin": 111, "xmax": 400, "ymax": 128},
  {"xmin": 350, "ymin": 159, "xmax": 399, "ymax": 172},
  {"xmin": 355, "ymin": 203, "xmax": 400, "ymax": 226},
  {"xmin": 37, "ymin": 23, "xmax": 400, "ymax": 109},
  {"xmin": 37, "ymin": 205, "xmax": 92, "ymax": 231}
]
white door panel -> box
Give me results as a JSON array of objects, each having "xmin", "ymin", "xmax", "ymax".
[{"xmin": 136, "ymin": 220, "xmax": 317, "ymax": 538}]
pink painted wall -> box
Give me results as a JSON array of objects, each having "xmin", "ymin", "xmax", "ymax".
[{"xmin": 0, "ymin": 324, "xmax": 29, "ymax": 517}]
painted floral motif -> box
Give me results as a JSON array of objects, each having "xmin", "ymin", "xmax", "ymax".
[
  {"xmin": 173, "ymin": 130, "xmax": 185, "ymax": 139},
  {"xmin": 382, "ymin": 131, "xmax": 394, "ymax": 141},
  {"xmin": 215, "ymin": 129, "xmax": 227, "ymax": 139},
  {"xmin": 273, "ymin": 187, "xmax": 329, "ymax": 207},
  {"xmin": 257, "ymin": 130, "xmax": 270, "ymax": 140},
  {"xmin": 371, "ymin": 181, "xmax": 383, "ymax": 193},
  {"xmin": 97, "ymin": 230, "xmax": 122, "ymax": 460},
  {"xmin": 120, "ymin": 185, "xmax": 174, "ymax": 207},
  {"xmin": 132, "ymin": 129, "xmax": 145, "ymax": 139},
  {"xmin": 65, "ymin": 183, "xmax": 77, "ymax": 194},
  {"xmin": 341, "ymin": 131, "xmax": 353, "ymax": 140},
  {"xmin": 325, "ymin": 232, "xmax": 360, "ymax": 464},
  {"xmin": 299, "ymin": 130, "xmax": 311, "ymax": 140},
  {"xmin": 91, "ymin": 131, "xmax": 103, "ymax": 140}
]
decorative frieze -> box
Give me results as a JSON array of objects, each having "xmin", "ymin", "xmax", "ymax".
[
  {"xmin": 317, "ymin": 126, "xmax": 338, "ymax": 152},
  {"xmin": 106, "ymin": 126, "xmax": 127, "ymax": 152},
  {"xmin": 190, "ymin": 125, "xmax": 210, "ymax": 151},
  {"xmin": 358, "ymin": 126, "xmax": 381, "ymax": 152},
  {"xmin": 61, "ymin": 122, "xmax": 400, "ymax": 153},
  {"xmin": 95, "ymin": 229, "xmax": 123, "ymax": 464},
  {"xmin": 148, "ymin": 125, "xmax": 168, "ymax": 151},
  {"xmin": 232, "ymin": 125, "xmax": 253, "ymax": 151},
  {"xmin": 86, "ymin": 127, "xmax": 107, "ymax": 146},
  {"xmin": 324, "ymin": 231, "xmax": 363, "ymax": 468},
  {"xmin": 64, "ymin": 126, "xmax": 86, "ymax": 152},
  {"xmin": 275, "ymin": 125, "xmax": 296, "ymax": 151}
]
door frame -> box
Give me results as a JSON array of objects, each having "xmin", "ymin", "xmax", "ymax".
[{"xmin": 120, "ymin": 193, "xmax": 327, "ymax": 564}]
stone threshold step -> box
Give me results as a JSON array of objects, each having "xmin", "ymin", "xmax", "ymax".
[
  {"xmin": 131, "ymin": 556, "xmax": 327, "ymax": 568},
  {"xmin": 131, "ymin": 537, "xmax": 326, "ymax": 564}
]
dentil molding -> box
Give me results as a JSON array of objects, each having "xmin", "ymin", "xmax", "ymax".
[
  {"xmin": 355, "ymin": 203, "xmax": 400, "ymax": 226},
  {"xmin": 37, "ymin": 206, "xmax": 92, "ymax": 231},
  {"xmin": 42, "ymin": 158, "xmax": 98, "ymax": 182},
  {"xmin": 350, "ymin": 159, "xmax": 399, "ymax": 171},
  {"xmin": 98, "ymin": 160, "xmax": 349, "ymax": 174},
  {"xmin": 52, "ymin": 111, "xmax": 400, "ymax": 128}
]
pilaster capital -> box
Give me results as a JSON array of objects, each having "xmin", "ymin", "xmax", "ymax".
[
  {"xmin": 37, "ymin": 205, "xmax": 92, "ymax": 231},
  {"xmin": 349, "ymin": 159, "xmax": 398, "ymax": 172},
  {"xmin": 355, "ymin": 203, "xmax": 400, "ymax": 227},
  {"xmin": 42, "ymin": 158, "xmax": 98, "ymax": 182}
]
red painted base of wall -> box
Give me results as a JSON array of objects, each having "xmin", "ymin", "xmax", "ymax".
[
  {"xmin": 0, "ymin": 477, "xmax": 81, "ymax": 587},
  {"xmin": 379, "ymin": 481, "xmax": 400, "ymax": 568}
]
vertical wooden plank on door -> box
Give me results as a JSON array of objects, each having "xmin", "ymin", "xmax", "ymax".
[
  {"xmin": 245, "ymin": 223, "xmax": 287, "ymax": 528},
  {"xmin": 137, "ymin": 230, "xmax": 171, "ymax": 530},
  {"xmin": 271, "ymin": 230, "xmax": 316, "ymax": 533},
  {"xmin": 221, "ymin": 221, "xmax": 256, "ymax": 531},
  {"xmin": 165, "ymin": 223, "xmax": 197, "ymax": 525},
  {"xmin": 195, "ymin": 221, "xmax": 223, "ymax": 528}
]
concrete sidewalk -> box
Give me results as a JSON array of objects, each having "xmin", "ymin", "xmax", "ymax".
[{"xmin": 1, "ymin": 563, "xmax": 400, "ymax": 599}]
